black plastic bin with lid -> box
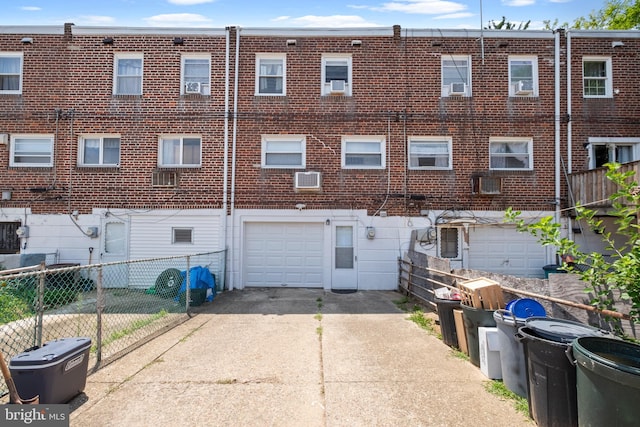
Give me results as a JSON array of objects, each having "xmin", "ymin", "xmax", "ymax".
[
  {"xmin": 434, "ymin": 297, "xmax": 461, "ymax": 348},
  {"xmin": 461, "ymin": 303, "xmax": 496, "ymax": 367},
  {"xmin": 517, "ymin": 318, "xmax": 615, "ymax": 427},
  {"xmin": 9, "ymin": 337, "xmax": 92, "ymax": 404}
]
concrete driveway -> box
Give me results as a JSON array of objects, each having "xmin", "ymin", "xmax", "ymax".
[{"xmin": 70, "ymin": 288, "xmax": 532, "ymax": 426}]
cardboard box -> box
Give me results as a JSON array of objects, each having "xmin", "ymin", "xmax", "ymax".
[{"xmin": 458, "ymin": 277, "xmax": 504, "ymax": 310}]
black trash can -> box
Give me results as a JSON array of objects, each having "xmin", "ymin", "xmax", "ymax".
[
  {"xmin": 517, "ymin": 318, "xmax": 615, "ymax": 427},
  {"xmin": 435, "ymin": 297, "xmax": 461, "ymax": 348},
  {"xmin": 461, "ymin": 303, "xmax": 496, "ymax": 367},
  {"xmin": 571, "ymin": 336, "xmax": 640, "ymax": 427}
]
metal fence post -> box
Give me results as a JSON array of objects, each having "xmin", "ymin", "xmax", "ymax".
[
  {"xmin": 185, "ymin": 255, "xmax": 191, "ymax": 311},
  {"xmin": 35, "ymin": 262, "xmax": 46, "ymax": 348},
  {"xmin": 96, "ymin": 265, "xmax": 104, "ymax": 363}
]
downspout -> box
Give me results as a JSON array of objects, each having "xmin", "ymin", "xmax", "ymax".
[
  {"xmin": 566, "ymin": 30, "xmax": 572, "ymax": 174},
  {"xmin": 229, "ymin": 27, "xmax": 240, "ymax": 290},
  {"xmin": 222, "ymin": 28, "xmax": 230, "ymax": 289},
  {"xmin": 554, "ymin": 30, "xmax": 562, "ymax": 237}
]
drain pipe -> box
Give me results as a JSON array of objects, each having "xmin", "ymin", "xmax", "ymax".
[
  {"xmin": 554, "ymin": 30, "xmax": 562, "ymax": 247},
  {"xmin": 222, "ymin": 27, "xmax": 230, "ymax": 289},
  {"xmin": 566, "ymin": 30, "xmax": 573, "ymax": 174},
  {"xmin": 229, "ymin": 27, "xmax": 241, "ymax": 290}
]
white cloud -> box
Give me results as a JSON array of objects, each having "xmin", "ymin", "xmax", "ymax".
[
  {"xmin": 271, "ymin": 16, "xmax": 291, "ymax": 22},
  {"xmin": 501, "ymin": 0, "xmax": 535, "ymax": 6},
  {"xmin": 277, "ymin": 15, "xmax": 381, "ymax": 28},
  {"xmin": 166, "ymin": 0, "xmax": 215, "ymax": 5},
  {"xmin": 372, "ymin": 0, "xmax": 467, "ymax": 15},
  {"xmin": 78, "ymin": 15, "xmax": 116, "ymax": 25},
  {"xmin": 433, "ymin": 12, "xmax": 474, "ymax": 20},
  {"xmin": 143, "ymin": 13, "xmax": 213, "ymax": 27},
  {"xmin": 21, "ymin": 6, "xmax": 41, "ymax": 11}
]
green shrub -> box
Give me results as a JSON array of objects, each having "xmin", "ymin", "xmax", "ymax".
[{"xmin": 0, "ymin": 289, "xmax": 33, "ymax": 324}]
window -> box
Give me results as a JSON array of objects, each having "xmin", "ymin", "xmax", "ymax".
[
  {"xmin": 489, "ymin": 138, "xmax": 532, "ymax": 170},
  {"xmin": 172, "ymin": 228, "xmax": 193, "ymax": 244},
  {"xmin": 442, "ymin": 55, "xmax": 471, "ymax": 97},
  {"xmin": 79, "ymin": 135, "xmax": 120, "ymax": 166},
  {"xmin": 159, "ymin": 135, "xmax": 201, "ymax": 167},
  {"xmin": 256, "ymin": 54, "xmax": 285, "ymax": 95},
  {"xmin": 261, "ymin": 135, "xmax": 305, "ymax": 168},
  {"xmin": 342, "ymin": 136, "xmax": 385, "ymax": 169},
  {"xmin": 509, "ymin": 56, "xmax": 538, "ymax": 97},
  {"xmin": 588, "ymin": 137, "xmax": 640, "ymax": 169},
  {"xmin": 10, "ymin": 134, "xmax": 54, "ymax": 167},
  {"xmin": 0, "ymin": 222, "xmax": 21, "ymax": 254},
  {"xmin": 439, "ymin": 227, "xmax": 459, "ymax": 259},
  {"xmin": 408, "ymin": 137, "xmax": 452, "ymax": 170},
  {"xmin": 583, "ymin": 57, "xmax": 612, "ymax": 98},
  {"xmin": 0, "ymin": 52, "xmax": 23, "ymax": 94},
  {"xmin": 114, "ymin": 53, "xmax": 143, "ymax": 95},
  {"xmin": 322, "ymin": 55, "xmax": 352, "ymax": 96},
  {"xmin": 182, "ymin": 54, "xmax": 210, "ymax": 95}
]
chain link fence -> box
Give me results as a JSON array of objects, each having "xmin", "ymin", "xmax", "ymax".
[{"xmin": 0, "ymin": 250, "xmax": 226, "ymax": 398}]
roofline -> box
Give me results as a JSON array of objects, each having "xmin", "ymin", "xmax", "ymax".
[
  {"xmin": 567, "ymin": 29, "xmax": 640, "ymax": 39},
  {"xmin": 403, "ymin": 28, "xmax": 556, "ymax": 39},
  {"xmin": 0, "ymin": 26, "xmax": 65, "ymax": 35},
  {"xmin": 238, "ymin": 27, "xmax": 395, "ymax": 37},
  {"xmin": 72, "ymin": 26, "xmax": 227, "ymax": 36}
]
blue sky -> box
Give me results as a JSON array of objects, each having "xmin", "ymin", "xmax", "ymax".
[{"xmin": 8, "ymin": 0, "xmax": 607, "ymax": 29}]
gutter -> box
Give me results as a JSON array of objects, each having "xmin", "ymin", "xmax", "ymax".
[{"xmin": 222, "ymin": 28, "xmax": 230, "ymax": 290}]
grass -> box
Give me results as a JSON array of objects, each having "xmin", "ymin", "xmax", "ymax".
[
  {"xmin": 483, "ymin": 380, "xmax": 529, "ymax": 416},
  {"xmin": 93, "ymin": 309, "xmax": 169, "ymax": 352}
]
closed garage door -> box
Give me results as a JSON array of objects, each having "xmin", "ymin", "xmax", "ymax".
[
  {"xmin": 244, "ymin": 222, "xmax": 324, "ymax": 287},
  {"xmin": 468, "ymin": 226, "xmax": 546, "ymax": 278}
]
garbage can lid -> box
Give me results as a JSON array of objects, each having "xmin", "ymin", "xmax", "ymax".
[
  {"xmin": 525, "ymin": 317, "xmax": 609, "ymax": 343},
  {"xmin": 510, "ymin": 298, "xmax": 546, "ymax": 320}
]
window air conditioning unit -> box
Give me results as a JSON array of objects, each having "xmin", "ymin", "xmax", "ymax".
[
  {"xmin": 330, "ymin": 80, "xmax": 346, "ymax": 94},
  {"xmin": 449, "ymin": 82, "xmax": 467, "ymax": 95},
  {"xmin": 152, "ymin": 171, "xmax": 178, "ymax": 187},
  {"xmin": 472, "ymin": 176, "xmax": 502, "ymax": 195},
  {"xmin": 295, "ymin": 171, "xmax": 321, "ymax": 190},
  {"xmin": 184, "ymin": 81, "xmax": 201, "ymax": 94},
  {"xmin": 516, "ymin": 80, "xmax": 534, "ymax": 95}
]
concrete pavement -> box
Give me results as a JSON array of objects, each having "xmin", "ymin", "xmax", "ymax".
[{"xmin": 69, "ymin": 288, "xmax": 533, "ymax": 426}]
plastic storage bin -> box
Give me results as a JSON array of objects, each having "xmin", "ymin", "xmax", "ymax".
[
  {"xmin": 10, "ymin": 337, "xmax": 92, "ymax": 404},
  {"xmin": 461, "ymin": 303, "xmax": 496, "ymax": 367}
]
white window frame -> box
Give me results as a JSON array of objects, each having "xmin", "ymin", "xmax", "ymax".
[
  {"xmin": 587, "ymin": 137, "xmax": 640, "ymax": 169},
  {"xmin": 441, "ymin": 55, "xmax": 471, "ymax": 97},
  {"xmin": 508, "ymin": 56, "xmax": 538, "ymax": 97},
  {"xmin": 10, "ymin": 134, "xmax": 54, "ymax": 167},
  {"xmin": 78, "ymin": 135, "xmax": 120, "ymax": 167},
  {"xmin": 113, "ymin": 53, "xmax": 143, "ymax": 95},
  {"xmin": 255, "ymin": 53, "xmax": 286, "ymax": 96},
  {"xmin": 322, "ymin": 54, "xmax": 352, "ymax": 96},
  {"xmin": 261, "ymin": 135, "xmax": 305, "ymax": 168},
  {"xmin": 181, "ymin": 54, "xmax": 211, "ymax": 95},
  {"xmin": 583, "ymin": 56, "xmax": 612, "ymax": 98},
  {"xmin": 0, "ymin": 52, "xmax": 23, "ymax": 95},
  {"xmin": 489, "ymin": 137, "xmax": 533, "ymax": 171},
  {"xmin": 341, "ymin": 136, "xmax": 385, "ymax": 169},
  {"xmin": 158, "ymin": 135, "xmax": 202, "ymax": 168},
  {"xmin": 408, "ymin": 136, "xmax": 452, "ymax": 170}
]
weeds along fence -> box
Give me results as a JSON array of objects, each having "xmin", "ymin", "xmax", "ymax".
[{"xmin": 0, "ymin": 250, "xmax": 226, "ymax": 397}]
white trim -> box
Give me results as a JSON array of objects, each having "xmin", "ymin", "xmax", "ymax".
[
  {"xmin": 441, "ymin": 54, "xmax": 471, "ymax": 97},
  {"xmin": 489, "ymin": 136, "xmax": 533, "ymax": 171},
  {"xmin": 113, "ymin": 52, "xmax": 144, "ymax": 96},
  {"xmin": 9, "ymin": 134, "xmax": 54, "ymax": 167},
  {"xmin": 158, "ymin": 134, "xmax": 202, "ymax": 168},
  {"xmin": 341, "ymin": 135, "xmax": 386, "ymax": 169},
  {"xmin": 321, "ymin": 54, "xmax": 352, "ymax": 96},
  {"xmin": 508, "ymin": 55, "xmax": 538, "ymax": 97},
  {"xmin": 181, "ymin": 53, "xmax": 211, "ymax": 95},
  {"xmin": 408, "ymin": 136, "xmax": 452, "ymax": 170},
  {"xmin": 77, "ymin": 134, "xmax": 121, "ymax": 167},
  {"xmin": 72, "ymin": 26, "xmax": 227, "ymax": 36},
  {"xmin": 582, "ymin": 56, "xmax": 613, "ymax": 99},
  {"xmin": 0, "ymin": 52, "xmax": 23, "ymax": 95},
  {"xmin": 239, "ymin": 27, "xmax": 394, "ymax": 37},
  {"xmin": 255, "ymin": 53, "xmax": 286, "ymax": 96},
  {"xmin": 261, "ymin": 134, "xmax": 306, "ymax": 169}
]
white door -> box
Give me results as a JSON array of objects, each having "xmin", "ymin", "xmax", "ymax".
[
  {"xmin": 331, "ymin": 222, "xmax": 358, "ymax": 290},
  {"xmin": 244, "ymin": 222, "xmax": 324, "ymax": 287},
  {"xmin": 100, "ymin": 218, "xmax": 130, "ymax": 288}
]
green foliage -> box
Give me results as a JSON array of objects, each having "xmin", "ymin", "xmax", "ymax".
[
  {"xmin": 483, "ymin": 380, "xmax": 529, "ymax": 416},
  {"xmin": 486, "ymin": 16, "xmax": 530, "ymax": 30},
  {"xmin": 505, "ymin": 163, "xmax": 640, "ymax": 323},
  {"xmin": 545, "ymin": 0, "xmax": 640, "ymax": 29},
  {"xmin": 0, "ymin": 290, "xmax": 33, "ymax": 324}
]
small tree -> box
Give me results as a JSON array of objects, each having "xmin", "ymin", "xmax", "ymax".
[{"xmin": 505, "ymin": 163, "xmax": 640, "ymax": 324}]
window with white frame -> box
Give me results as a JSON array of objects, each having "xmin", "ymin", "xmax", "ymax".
[
  {"xmin": 322, "ymin": 55, "xmax": 351, "ymax": 96},
  {"xmin": 261, "ymin": 135, "xmax": 305, "ymax": 168},
  {"xmin": 442, "ymin": 55, "xmax": 471, "ymax": 97},
  {"xmin": 159, "ymin": 135, "xmax": 201, "ymax": 167},
  {"xmin": 256, "ymin": 54, "xmax": 285, "ymax": 95},
  {"xmin": 408, "ymin": 136, "xmax": 452, "ymax": 170},
  {"xmin": 489, "ymin": 137, "xmax": 532, "ymax": 170},
  {"xmin": 342, "ymin": 136, "xmax": 385, "ymax": 169},
  {"xmin": 588, "ymin": 137, "xmax": 640, "ymax": 169},
  {"xmin": 10, "ymin": 134, "xmax": 54, "ymax": 167},
  {"xmin": 78, "ymin": 135, "xmax": 120, "ymax": 166},
  {"xmin": 0, "ymin": 52, "xmax": 23, "ymax": 94},
  {"xmin": 182, "ymin": 54, "xmax": 211, "ymax": 95},
  {"xmin": 509, "ymin": 56, "xmax": 538, "ymax": 97},
  {"xmin": 114, "ymin": 53, "xmax": 143, "ymax": 95},
  {"xmin": 583, "ymin": 57, "xmax": 612, "ymax": 98}
]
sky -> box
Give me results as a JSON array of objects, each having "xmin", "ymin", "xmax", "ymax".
[{"xmin": 6, "ymin": 0, "xmax": 609, "ymax": 30}]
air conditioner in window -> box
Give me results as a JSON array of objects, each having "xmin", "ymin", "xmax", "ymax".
[
  {"xmin": 472, "ymin": 176, "xmax": 502, "ymax": 195},
  {"xmin": 184, "ymin": 81, "xmax": 201, "ymax": 94},
  {"xmin": 330, "ymin": 80, "xmax": 346, "ymax": 94},
  {"xmin": 295, "ymin": 171, "xmax": 321, "ymax": 190},
  {"xmin": 449, "ymin": 82, "xmax": 467, "ymax": 95},
  {"xmin": 516, "ymin": 80, "xmax": 534, "ymax": 95}
]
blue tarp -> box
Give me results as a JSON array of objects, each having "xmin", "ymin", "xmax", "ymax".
[{"xmin": 175, "ymin": 266, "xmax": 215, "ymax": 302}]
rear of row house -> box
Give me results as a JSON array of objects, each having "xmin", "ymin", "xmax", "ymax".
[{"xmin": 0, "ymin": 24, "xmax": 638, "ymax": 290}]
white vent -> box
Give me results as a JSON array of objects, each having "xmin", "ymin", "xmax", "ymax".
[
  {"xmin": 516, "ymin": 80, "xmax": 534, "ymax": 95},
  {"xmin": 449, "ymin": 82, "xmax": 467, "ymax": 95},
  {"xmin": 184, "ymin": 81, "xmax": 201, "ymax": 94},
  {"xmin": 152, "ymin": 171, "xmax": 178, "ymax": 187},
  {"xmin": 472, "ymin": 176, "xmax": 502, "ymax": 195},
  {"xmin": 295, "ymin": 171, "xmax": 321, "ymax": 189},
  {"xmin": 330, "ymin": 80, "xmax": 345, "ymax": 94}
]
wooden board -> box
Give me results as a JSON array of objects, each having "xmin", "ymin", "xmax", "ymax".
[{"xmin": 453, "ymin": 309, "xmax": 468, "ymax": 355}]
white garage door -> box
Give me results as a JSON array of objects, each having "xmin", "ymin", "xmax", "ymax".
[
  {"xmin": 468, "ymin": 226, "xmax": 546, "ymax": 278},
  {"xmin": 244, "ymin": 222, "xmax": 324, "ymax": 287}
]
